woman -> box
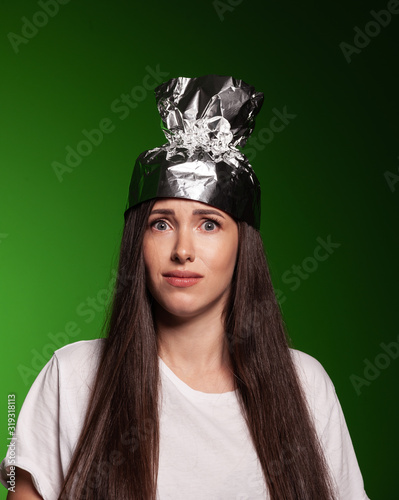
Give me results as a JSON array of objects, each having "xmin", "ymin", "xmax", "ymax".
[{"xmin": 1, "ymin": 75, "xmax": 369, "ymax": 499}]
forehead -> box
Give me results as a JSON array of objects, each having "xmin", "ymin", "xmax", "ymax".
[
  {"xmin": 150, "ymin": 198, "xmax": 235, "ymax": 222},
  {"xmin": 151, "ymin": 198, "xmax": 220, "ymax": 212}
]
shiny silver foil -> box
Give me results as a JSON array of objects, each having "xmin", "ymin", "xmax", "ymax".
[{"xmin": 124, "ymin": 75, "xmax": 264, "ymax": 229}]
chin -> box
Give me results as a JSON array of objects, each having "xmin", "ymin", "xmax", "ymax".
[
  {"xmin": 163, "ymin": 301, "xmax": 207, "ymax": 319},
  {"xmin": 153, "ymin": 294, "xmax": 208, "ymax": 318}
]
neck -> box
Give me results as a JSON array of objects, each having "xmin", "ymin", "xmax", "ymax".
[{"xmin": 154, "ymin": 303, "xmax": 232, "ymax": 377}]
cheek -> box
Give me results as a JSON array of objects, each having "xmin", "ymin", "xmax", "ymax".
[
  {"xmin": 142, "ymin": 238, "xmax": 160, "ymax": 281},
  {"xmin": 223, "ymin": 234, "xmax": 239, "ymax": 277},
  {"xmin": 203, "ymin": 238, "xmax": 238, "ymax": 277}
]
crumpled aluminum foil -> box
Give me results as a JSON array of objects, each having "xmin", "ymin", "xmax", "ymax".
[
  {"xmin": 165, "ymin": 116, "xmax": 235, "ymax": 160},
  {"xmin": 125, "ymin": 74, "xmax": 264, "ymax": 229}
]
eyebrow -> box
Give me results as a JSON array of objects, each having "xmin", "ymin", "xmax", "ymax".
[{"xmin": 149, "ymin": 208, "xmax": 225, "ymax": 219}]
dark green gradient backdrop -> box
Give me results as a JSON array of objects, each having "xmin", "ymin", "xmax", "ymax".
[{"xmin": 1, "ymin": 0, "xmax": 398, "ymax": 498}]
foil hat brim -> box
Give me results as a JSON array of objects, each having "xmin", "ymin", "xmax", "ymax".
[
  {"xmin": 124, "ymin": 75, "xmax": 264, "ymax": 229},
  {"xmin": 125, "ymin": 147, "xmax": 261, "ymax": 229}
]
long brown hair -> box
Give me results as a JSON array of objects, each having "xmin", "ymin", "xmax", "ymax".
[{"xmin": 59, "ymin": 199, "xmax": 336, "ymax": 499}]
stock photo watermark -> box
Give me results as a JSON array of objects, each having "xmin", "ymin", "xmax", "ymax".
[
  {"xmin": 226, "ymin": 234, "xmax": 341, "ymax": 351},
  {"xmin": 7, "ymin": 0, "xmax": 71, "ymax": 54},
  {"xmin": 71, "ymin": 418, "xmax": 154, "ymax": 496},
  {"xmin": 384, "ymin": 155, "xmax": 399, "ymax": 192},
  {"xmin": 222, "ymin": 440, "xmax": 306, "ymax": 498},
  {"xmin": 6, "ymin": 394, "xmax": 17, "ymax": 493},
  {"xmin": 349, "ymin": 334, "xmax": 399, "ymax": 395},
  {"xmin": 276, "ymin": 235, "xmax": 341, "ymax": 305},
  {"xmin": 51, "ymin": 65, "xmax": 169, "ymax": 182},
  {"xmin": 244, "ymin": 106, "xmax": 297, "ymax": 162},
  {"xmin": 0, "ymin": 233, "xmax": 9, "ymax": 244},
  {"xmin": 339, "ymin": 0, "xmax": 399, "ymax": 63},
  {"xmin": 17, "ymin": 268, "xmax": 133, "ymax": 385},
  {"xmin": 213, "ymin": 0, "xmax": 244, "ymax": 21}
]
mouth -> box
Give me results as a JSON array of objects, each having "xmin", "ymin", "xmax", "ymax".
[{"xmin": 162, "ymin": 271, "xmax": 203, "ymax": 288}]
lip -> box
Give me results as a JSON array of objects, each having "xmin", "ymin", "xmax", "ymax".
[
  {"xmin": 163, "ymin": 271, "xmax": 203, "ymax": 278},
  {"xmin": 162, "ymin": 270, "xmax": 203, "ymax": 288}
]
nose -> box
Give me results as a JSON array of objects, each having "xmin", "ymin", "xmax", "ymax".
[{"xmin": 171, "ymin": 227, "xmax": 195, "ymax": 263}]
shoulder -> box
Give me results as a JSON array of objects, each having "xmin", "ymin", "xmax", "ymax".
[
  {"xmin": 53, "ymin": 338, "xmax": 105, "ymax": 364},
  {"xmin": 289, "ymin": 348, "xmax": 338, "ymax": 415},
  {"xmin": 51, "ymin": 338, "xmax": 105, "ymax": 385},
  {"xmin": 290, "ymin": 348, "xmax": 334, "ymax": 387},
  {"xmin": 290, "ymin": 350, "xmax": 370, "ymax": 499}
]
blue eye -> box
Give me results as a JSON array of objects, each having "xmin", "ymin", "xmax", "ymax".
[
  {"xmin": 202, "ymin": 219, "xmax": 219, "ymax": 231},
  {"xmin": 153, "ymin": 220, "xmax": 169, "ymax": 231}
]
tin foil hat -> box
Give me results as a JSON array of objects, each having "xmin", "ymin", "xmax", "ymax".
[{"xmin": 124, "ymin": 74, "xmax": 264, "ymax": 229}]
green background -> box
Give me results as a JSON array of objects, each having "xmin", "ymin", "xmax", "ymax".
[{"xmin": 1, "ymin": 0, "xmax": 398, "ymax": 498}]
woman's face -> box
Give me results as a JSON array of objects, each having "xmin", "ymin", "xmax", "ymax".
[{"xmin": 142, "ymin": 198, "xmax": 239, "ymax": 319}]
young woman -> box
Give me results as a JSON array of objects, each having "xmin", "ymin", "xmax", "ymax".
[{"xmin": 1, "ymin": 75, "xmax": 369, "ymax": 499}]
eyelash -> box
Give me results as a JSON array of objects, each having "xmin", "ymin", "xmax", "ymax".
[{"xmin": 150, "ymin": 217, "xmax": 222, "ymax": 231}]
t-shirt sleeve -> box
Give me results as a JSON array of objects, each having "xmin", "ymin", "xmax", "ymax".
[
  {"xmin": 292, "ymin": 350, "xmax": 370, "ymax": 500},
  {"xmin": 0, "ymin": 354, "xmax": 63, "ymax": 500}
]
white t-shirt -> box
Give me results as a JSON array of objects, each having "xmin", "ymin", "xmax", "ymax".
[{"xmin": 0, "ymin": 339, "xmax": 369, "ymax": 499}]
